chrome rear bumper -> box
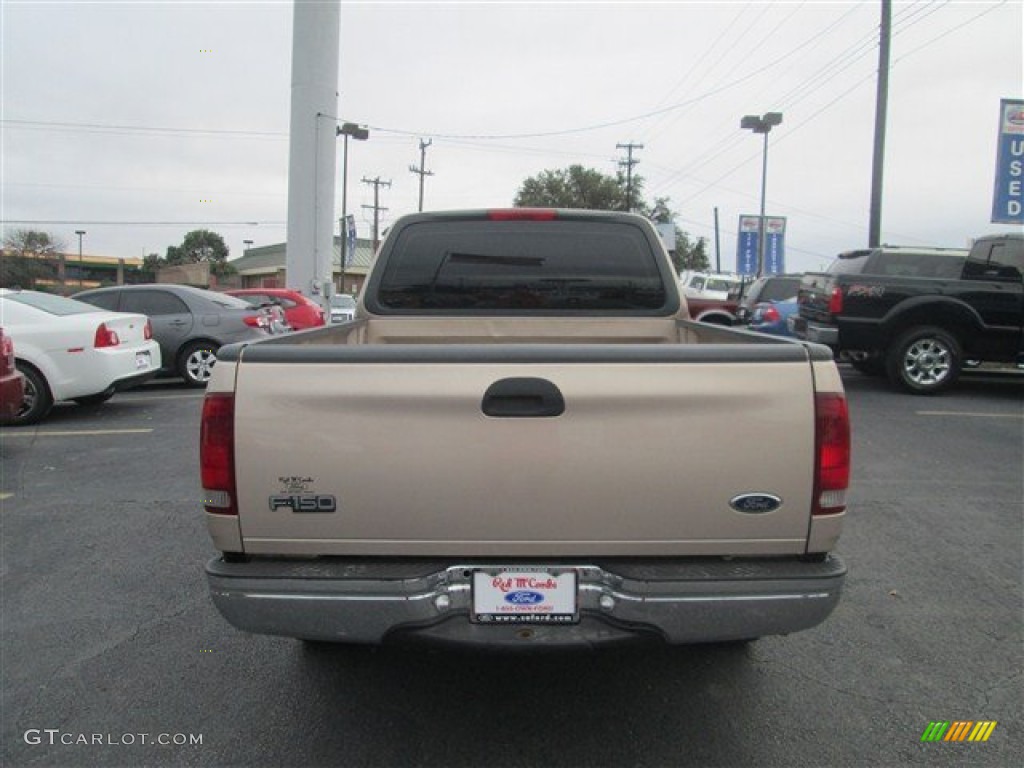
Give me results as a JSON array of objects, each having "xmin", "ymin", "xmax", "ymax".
[{"xmin": 206, "ymin": 555, "xmax": 846, "ymax": 648}]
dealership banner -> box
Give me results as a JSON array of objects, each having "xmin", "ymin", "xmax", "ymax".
[
  {"xmin": 736, "ymin": 215, "xmax": 786, "ymax": 275},
  {"xmin": 992, "ymin": 98, "xmax": 1024, "ymax": 224}
]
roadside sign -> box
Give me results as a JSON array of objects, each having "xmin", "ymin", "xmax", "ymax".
[
  {"xmin": 736, "ymin": 215, "xmax": 786, "ymax": 275},
  {"xmin": 655, "ymin": 222, "xmax": 676, "ymax": 251},
  {"xmin": 992, "ymin": 98, "xmax": 1024, "ymax": 224}
]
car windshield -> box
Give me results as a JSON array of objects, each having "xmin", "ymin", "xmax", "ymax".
[
  {"xmin": 207, "ymin": 294, "xmax": 256, "ymax": 309},
  {"xmin": 331, "ymin": 295, "xmax": 356, "ymax": 309},
  {"xmin": 2, "ymin": 291, "xmax": 100, "ymax": 316},
  {"xmin": 704, "ymin": 278, "xmax": 738, "ymax": 292}
]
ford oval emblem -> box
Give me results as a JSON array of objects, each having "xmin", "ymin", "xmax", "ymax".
[
  {"xmin": 730, "ymin": 494, "xmax": 782, "ymax": 514},
  {"xmin": 504, "ymin": 591, "xmax": 545, "ymax": 605}
]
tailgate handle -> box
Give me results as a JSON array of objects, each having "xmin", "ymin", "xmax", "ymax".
[{"xmin": 482, "ymin": 378, "xmax": 564, "ymax": 418}]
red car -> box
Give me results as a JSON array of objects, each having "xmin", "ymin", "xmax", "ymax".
[
  {"xmin": 225, "ymin": 289, "xmax": 326, "ymax": 331},
  {"xmin": 0, "ymin": 327, "xmax": 26, "ymax": 422}
]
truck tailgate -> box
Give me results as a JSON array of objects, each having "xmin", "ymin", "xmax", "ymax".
[{"xmin": 231, "ymin": 348, "xmax": 817, "ymax": 557}]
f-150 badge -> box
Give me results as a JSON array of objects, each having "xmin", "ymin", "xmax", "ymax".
[
  {"xmin": 271, "ymin": 476, "xmax": 336, "ymax": 512},
  {"xmin": 269, "ymin": 494, "xmax": 337, "ymax": 513}
]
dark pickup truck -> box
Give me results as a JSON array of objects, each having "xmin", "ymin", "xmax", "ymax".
[{"xmin": 792, "ymin": 233, "xmax": 1024, "ymax": 394}]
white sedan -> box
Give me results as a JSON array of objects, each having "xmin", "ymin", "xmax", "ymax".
[{"xmin": 0, "ymin": 289, "xmax": 162, "ymax": 425}]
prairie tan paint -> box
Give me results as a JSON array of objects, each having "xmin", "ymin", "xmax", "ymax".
[{"xmin": 234, "ymin": 352, "xmax": 815, "ymax": 557}]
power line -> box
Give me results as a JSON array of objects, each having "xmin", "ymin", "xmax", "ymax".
[
  {"xmin": 1, "ymin": 219, "xmax": 283, "ymax": 227},
  {"xmin": 1, "ymin": 118, "xmax": 288, "ymax": 140}
]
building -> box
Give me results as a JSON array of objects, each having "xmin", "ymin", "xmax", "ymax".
[
  {"xmin": 229, "ymin": 236, "xmax": 376, "ymax": 296},
  {"xmin": 0, "ymin": 249, "xmax": 146, "ymax": 294}
]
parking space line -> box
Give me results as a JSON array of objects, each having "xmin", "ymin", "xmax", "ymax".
[
  {"xmin": 0, "ymin": 493, "xmax": 12, "ymax": 501},
  {"xmin": 1, "ymin": 429, "xmax": 155, "ymax": 438},
  {"xmin": 120, "ymin": 394, "xmax": 205, "ymax": 401},
  {"xmin": 917, "ymin": 411, "xmax": 1023, "ymax": 419}
]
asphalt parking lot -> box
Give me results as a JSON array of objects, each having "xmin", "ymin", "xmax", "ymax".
[{"xmin": 1, "ymin": 367, "xmax": 1021, "ymax": 768}]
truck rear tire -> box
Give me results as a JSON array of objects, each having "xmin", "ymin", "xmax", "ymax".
[{"xmin": 885, "ymin": 326, "xmax": 962, "ymax": 395}]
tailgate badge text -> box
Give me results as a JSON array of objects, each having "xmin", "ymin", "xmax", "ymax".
[
  {"xmin": 269, "ymin": 494, "xmax": 337, "ymax": 513},
  {"xmin": 272, "ymin": 477, "xmax": 335, "ymax": 512}
]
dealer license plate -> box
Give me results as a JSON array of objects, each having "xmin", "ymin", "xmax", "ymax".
[
  {"xmin": 136, "ymin": 351, "xmax": 151, "ymax": 370},
  {"xmin": 471, "ymin": 568, "xmax": 578, "ymax": 624}
]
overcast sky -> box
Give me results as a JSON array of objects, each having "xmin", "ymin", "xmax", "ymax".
[{"xmin": 2, "ymin": 0, "xmax": 1022, "ymax": 274}]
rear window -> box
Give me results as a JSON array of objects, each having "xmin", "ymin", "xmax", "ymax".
[
  {"xmin": 3, "ymin": 291, "xmax": 99, "ymax": 316},
  {"xmin": 758, "ymin": 277, "xmax": 800, "ymax": 302},
  {"xmin": 205, "ymin": 293, "xmax": 255, "ymax": 310},
  {"xmin": 373, "ymin": 220, "xmax": 668, "ymax": 312},
  {"xmin": 830, "ymin": 250, "xmax": 965, "ymax": 278}
]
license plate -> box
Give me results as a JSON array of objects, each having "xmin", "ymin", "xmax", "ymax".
[
  {"xmin": 472, "ymin": 568, "xmax": 578, "ymax": 624},
  {"xmin": 136, "ymin": 351, "xmax": 151, "ymax": 370}
]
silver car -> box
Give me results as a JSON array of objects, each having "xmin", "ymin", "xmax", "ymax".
[
  {"xmin": 75, "ymin": 284, "xmax": 271, "ymax": 386},
  {"xmin": 329, "ymin": 293, "xmax": 357, "ymax": 323}
]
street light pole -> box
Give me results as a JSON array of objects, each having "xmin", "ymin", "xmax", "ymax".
[
  {"xmin": 740, "ymin": 112, "xmax": 782, "ymax": 278},
  {"xmin": 337, "ymin": 122, "xmax": 369, "ymax": 294},
  {"xmin": 75, "ymin": 230, "xmax": 86, "ymax": 287}
]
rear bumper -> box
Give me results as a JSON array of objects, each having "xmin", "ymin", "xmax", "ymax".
[
  {"xmin": 0, "ymin": 369, "xmax": 25, "ymax": 419},
  {"xmin": 206, "ymin": 555, "xmax": 846, "ymax": 648},
  {"xmin": 791, "ymin": 317, "xmax": 839, "ymax": 348}
]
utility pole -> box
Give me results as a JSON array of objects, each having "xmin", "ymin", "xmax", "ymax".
[
  {"xmin": 409, "ymin": 138, "xmax": 434, "ymax": 212},
  {"xmin": 616, "ymin": 142, "xmax": 644, "ymax": 212},
  {"xmin": 713, "ymin": 207, "xmax": 722, "ymax": 274},
  {"xmin": 361, "ymin": 176, "xmax": 391, "ymax": 251},
  {"xmin": 868, "ymin": 0, "xmax": 891, "ymax": 248}
]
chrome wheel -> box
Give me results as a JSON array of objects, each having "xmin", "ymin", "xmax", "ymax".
[
  {"xmin": 181, "ymin": 344, "xmax": 217, "ymax": 386},
  {"xmin": 886, "ymin": 326, "xmax": 962, "ymax": 395},
  {"xmin": 901, "ymin": 337, "xmax": 952, "ymax": 387}
]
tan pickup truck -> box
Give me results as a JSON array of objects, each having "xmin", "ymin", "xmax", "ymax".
[{"xmin": 201, "ymin": 209, "xmax": 850, "ymax": 648}]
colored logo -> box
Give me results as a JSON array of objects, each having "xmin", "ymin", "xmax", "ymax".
[
  {"xmin": 1007, "ymin": 108, "xmax": 1024, "ymax": 125},
  {"xmin": 729, "ymin": 494, "xmax": 782, "ymax": 514},
  {"xmin": 504, "ymin": 591, "xmax": 544, "ymax": 605},
  {"xmin": 921, "ymin": 721, "xmax": 997, "ymax": 742}
]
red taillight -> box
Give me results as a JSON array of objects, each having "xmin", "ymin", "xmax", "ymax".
[
  {"xmin": 813, "ymin": 392, "xmax": 851, "ymax": 516},
  {"xmin": 94, "ymin": 323, "xmax": 120, "ymax": 348},
  {"xmin": 0, "ymin": 333, "xmax": 13, "ymax": 374},
  {"xmin": 243, "ymin": 314, "xmax": 268, "ymax": 329},
  {"xmin": 488, "ymin": 209, "xmax": 558, "ymax": 221},
  {"xmin": 200, "ymin": 393, "xmax": 237, "ymax": 516},
  {"xmin": 827, "ymin": 287, "xmax": 844, "ymax": 315},
  {"xmin": 762, "ymin": 306, "xmax": 781, "ymax": 323},
  {"xmin": 144, "ymin": 319, "xmax": 153, "ymax": 340}
]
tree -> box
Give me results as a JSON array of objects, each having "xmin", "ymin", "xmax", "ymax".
[
  {"xmin": 162, "ymin": 229, "xmax": 235, "ymax": 277},
  {"xmin": 642, "ymin": 197, "xmax": 710, "ymax": 272},
  {"xmin": 514, "ymin": 165, "xmax": 711, "ymax": 274},
  {"xmin": 179, "ymin": 229, "xmax": 229, "ymax": 263},
  {"xmin": 1, "ymin": 229, "xmax": 64, "ymax": 289},
  {"xmin": 675, "ymin": 231, "xmax": 711, "ymax": 272},
  {"xmin": 514, "ymin": 165, "xmax": 628, "ymax": 210}
]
